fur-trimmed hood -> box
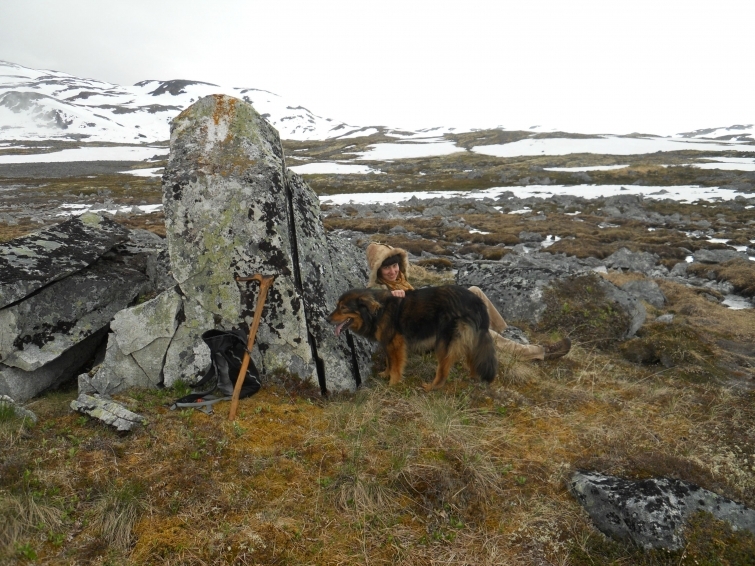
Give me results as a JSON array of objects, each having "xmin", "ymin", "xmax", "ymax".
[{"xmin": 366, "ymin": 243, "xmax": 409, "ymax": 287}]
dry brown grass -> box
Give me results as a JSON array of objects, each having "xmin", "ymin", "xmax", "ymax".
[{"xmin": 1, "ymin": 313, "xmax": 753, "ymax": 565}]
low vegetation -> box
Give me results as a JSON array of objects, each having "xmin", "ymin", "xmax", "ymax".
[{"xmin": 2, "ymin": 269, "xmax": 754, "ymax": 564}]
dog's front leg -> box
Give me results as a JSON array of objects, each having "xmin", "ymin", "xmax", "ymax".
[{"xmin": 384, "ymin": 335, "xmax": 406, "ymax": 385}]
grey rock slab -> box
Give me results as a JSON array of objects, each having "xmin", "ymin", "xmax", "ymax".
[
  {"xmin": 0, "ymin": 260, "xmax": 150, "ymax": 371},
  {"xmin": 597, "ymin": 278, "xmax": 646, "ymax": 337},
  {"xmin": 161, "ymin": 296, "xmax": 213, "ymax": 388},
  {"xmin": 0, "ymin": 327, "xmax": 107, "ymax": 403},
  {"xmin": 326, "ymin": 231, "xmax": 377, "ymax": 381},
  {"xmin": 111, "ymin": 288, "xmax": 182, "ymax": 355},
  {"xmin": 288, "ymin": 170, "xmax": 368, "ymax": 392},
  {"xmin": 456, "ymin": 254, "xmax": 593, "ymax": 324},
  {"xmin": 693, "ymin": 248, "xmax": 748, "ymax": 264},
  {"xmin": 570, "ymin": 470, "xmax": 755, "ymax": 550},
  {"xmin": 0, "ymin": 394, "xmax": 38, "ymax": 423},
  {"xmin": 70, "ymin": 393, "xmax": 147, "ymax": 432},
  {"xmin": 456, "ymin": 255, "xmax": 645, "ymax": 337},
  {"xmin": 621, "ymin": 279, "xmax": 667, "ymax": 309},
  {"xmin": 0, "ymin": 213, "xmax": 129, "ymax": 308},
  {"xmin": 86, "ymin": 336, "xmax": 154, "ymax": 396},
  {"xmin": 162, "ymin": 94, "xmax": 314, "ymax": 383},
  {"xmin": 604, "ymin": 247, "xmax": 660, "ymax": 275},
  {"xmin": 131, "ymin": 336, "xmax": 172, "ymax": 384}
]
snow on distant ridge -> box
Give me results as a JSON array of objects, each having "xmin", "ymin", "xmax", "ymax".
[
  {"xmin": 1, "ymin": 60, "xmax": 754, "ymax": 148},
  {"xmin": 0, "ymin": 60, "xmax": 364, "ymax": 143}
]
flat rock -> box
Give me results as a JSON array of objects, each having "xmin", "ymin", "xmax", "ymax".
[
  {"xmin": 622, "ymin": 279, "xmax": 666, "ymax": 309},
  {"xmin": 0, "ymin": 260, "xmax": 150, "ymax": 371},
  {"xmin": 0, "ymin": 213, "xmax": 129, "ymax": 308},
  {"xmin": 570, "ymin": 470, "xmax": 755, "ymax": 550},
  {"xmin": 693, "ymin": 248, "xmax": 748, "ymax": 264},
  {"xmin": 0, "ymin": 328, "xmax": 108, "ymax": 403},
  {"xmin": 70, "ymin": 393, "xmax": 147, "ymax": 432}
]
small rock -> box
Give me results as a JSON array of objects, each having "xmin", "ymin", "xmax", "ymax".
[
  {"xmin": 0, "ymin": 395, "xmax": 38, "ymax": 423},
  {"xmin": 70, "ymin": 393, "xmax": 147, "ymax": 432}
]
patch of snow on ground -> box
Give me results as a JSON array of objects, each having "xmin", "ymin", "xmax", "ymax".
[
  {"xmin": 0, "ymin": 145, "xmax": 163, "ymax": 164},
  {"xmin": 118, "ymin": 167, "xmax": 163, "ymax": 177},
  {"xmin": 472, "ymin": 136, "xmax": 755, "ymax": 157},
  {"xmin": 289, "ymin": 162, "xmax": 382, "ymax": 175},
  {"xmin": 544, "ymin": 165, "xmax": 629, "ymax": 172},
  {"xmin": 722, "ymin": 295, "xmax": 753, "ymax": 310},
  {"xmin": 691, "ymin": 157, "xmax": 755, "ymax": 171},
  {"xmin": 58, "ymin": 203, "xmax": 163, "ymax": 216},
  {"xmin": 319, "ymin": 184, "xmax": 747, "ymax": 206},
  {"xmin": 354, "ymin": 141, "xmax": 464, "ymax": 160}
]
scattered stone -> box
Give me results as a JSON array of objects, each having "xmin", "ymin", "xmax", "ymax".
[
  {"xmin": 604, "ymin": 247, "xmax": 660, "ymax": 275},
  {"xmin": 656, "ymin": 314, "xmax": 674, "ymax": 323},
  {"xmin": 693, "ymin": 248, "xmax": 748, "ymax": 264},
  {"xmin": 621, "ymin": 279, "xmax": 667, "ymax": 309},
  {"xmin": 70, "ymin": 393, "xmax": 147, "ymax": 432},
  {"xmin": 518, "ymin": 231, "xmax": 544, "ymax": 242},
  {"xmin": 569, "ymin": 470, "xmax": 755, "ymax": 550},
  {"xmin": 0, "ymin": 394, "xmax": 37, "ymax": 423}
]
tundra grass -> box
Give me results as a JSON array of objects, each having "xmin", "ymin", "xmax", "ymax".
[{"xmin": 1, "ymin": 275, "xmax": 753, "ymax": 565}]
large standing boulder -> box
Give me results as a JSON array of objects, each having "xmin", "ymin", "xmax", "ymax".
[
  {"xmin": 569, "ymin": 470, "xmax": 755, "ymax": 550},
  {"xmin": 89, "ymin": 94, "xmax": 370, "ymax": 395}
]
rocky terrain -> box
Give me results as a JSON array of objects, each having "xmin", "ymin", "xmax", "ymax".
[{"xmin": 1, "ymin": 82, "xmax": 754, "ymax": 563}]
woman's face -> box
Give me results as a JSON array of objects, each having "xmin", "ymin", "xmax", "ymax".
[{"xmin": 379, "ymin": 262, "xmax": 400, "ymax": 282}]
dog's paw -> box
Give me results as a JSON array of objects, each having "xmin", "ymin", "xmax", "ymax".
[
  {"xmin": 422, "ymin": 382, "xmax": 435, "ymax": 392},
  {"xmin": 377, "ymin": 370, "xmax": 389, "ymax": 380}
]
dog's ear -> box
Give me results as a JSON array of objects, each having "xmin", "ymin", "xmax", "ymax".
[{"xmin": 358, "ymin": 295, "xmax": 382, "ymax": 315}]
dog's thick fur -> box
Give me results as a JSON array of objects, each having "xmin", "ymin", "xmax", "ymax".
[{"xmin": 328, "ymin": 285, "xmax": 498, "ymax": 391}]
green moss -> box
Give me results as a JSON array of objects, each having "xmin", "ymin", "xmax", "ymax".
[
  {"xmin": 540, "ymin": 274, "xmax": 631, "ymax": 350},
  {"xmin": 620, "ymin": 322, "xmax": 725, "ymax": 383}
]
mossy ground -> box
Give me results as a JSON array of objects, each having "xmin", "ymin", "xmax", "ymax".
[{"xmin": 2, "ymin": 275, "xmax": 754, "ymax": 564}]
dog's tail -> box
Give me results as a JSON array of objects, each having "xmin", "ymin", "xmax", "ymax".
[{"xmin": 472, "ymin": 328, "xmax": 498, "ymax": 383}]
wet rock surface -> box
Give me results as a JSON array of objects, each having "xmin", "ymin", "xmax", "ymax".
[{"xmin": 570, "ymin": 470, "xmax": 755, "ymax": 550}]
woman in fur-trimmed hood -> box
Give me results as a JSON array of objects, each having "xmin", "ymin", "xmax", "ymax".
[{"xmin": 367, "ymin": 242, "xmax": 413, "ymax": 296}]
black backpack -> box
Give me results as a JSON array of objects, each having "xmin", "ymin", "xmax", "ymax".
[{"xmin": 170, "ymin": 329, "xmax": 261, "ymax": 413}]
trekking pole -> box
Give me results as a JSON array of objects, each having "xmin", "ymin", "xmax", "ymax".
[{"xmin": 229, "ymin": 274, "xmax": 275, "ymax": 421}]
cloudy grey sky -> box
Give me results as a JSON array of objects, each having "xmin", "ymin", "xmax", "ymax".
[{"xmin": 1, "ymin": 0, "xmax": 752, "ymax": 134}]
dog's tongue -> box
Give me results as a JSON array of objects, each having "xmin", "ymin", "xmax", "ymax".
[{"xmin": 335, "ymin": 321, "xmax": 347, "ymax": 337}]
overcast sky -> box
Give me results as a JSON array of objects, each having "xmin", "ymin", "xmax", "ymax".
[{"xmin": 1, "ymin": 0, "xmax": 753, "ymax": 135}]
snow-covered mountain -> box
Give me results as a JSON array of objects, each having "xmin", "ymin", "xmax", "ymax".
[
  {"xmin": 1, "ymin": 60, "xmax": 753, "ymax": 146},
  {"xmin": 0, "ymin": 60, "xmax": 370, "ymax": 143}
]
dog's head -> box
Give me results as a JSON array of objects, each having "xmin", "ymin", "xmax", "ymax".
[{"xmin": 327, "ymin": 289, "xmax": 383, "ymax": 337}]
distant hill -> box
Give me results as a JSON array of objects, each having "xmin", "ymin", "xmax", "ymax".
[
  {"xmin": 0, "ymin": 60, "xmax": 375, "ymax": 143},
  {"xmin": 1, "ymin": 60, "xmax": 753, "ymax": 146}
]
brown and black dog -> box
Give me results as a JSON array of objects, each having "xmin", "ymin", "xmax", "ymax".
[{"xmin": 328, "ymin": 285, "xmax": 498, "ymax": 391}]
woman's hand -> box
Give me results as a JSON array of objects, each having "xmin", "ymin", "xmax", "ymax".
[{"xmin": 391, "ymin": 290, "xmax": 405, "ymax": 298}]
